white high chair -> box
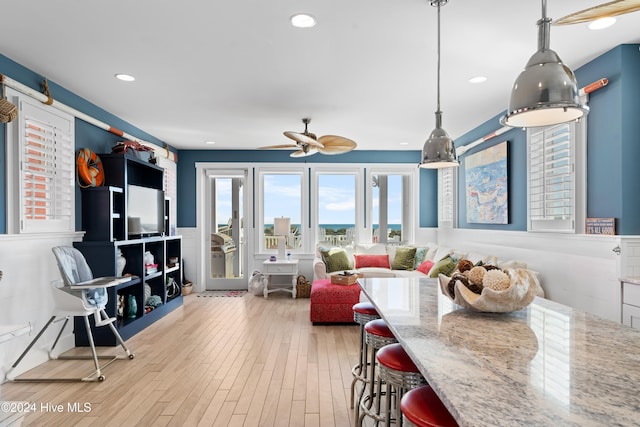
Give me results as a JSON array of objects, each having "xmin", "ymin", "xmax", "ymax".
[{"xmin": 6, "ymin": 246, "xmax": 135, "ymax": 382}]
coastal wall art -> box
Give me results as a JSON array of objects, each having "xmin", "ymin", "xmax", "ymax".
[{"xmin": 465, "ymin": 141, "xmax": 508, "ymax": 224}]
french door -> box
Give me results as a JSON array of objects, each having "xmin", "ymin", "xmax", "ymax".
[{"xmin": 204, "ymin": 170, "xmax": 247, "ymax": 290}]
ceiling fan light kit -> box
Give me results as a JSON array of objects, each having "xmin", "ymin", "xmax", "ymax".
[
  {"xmin": 501, "ymin": 0, "xmax": 589, "ymax": 128},
  {"xmin": 419, "ymin": 0, "xmax": 459, "ymax": 169}
]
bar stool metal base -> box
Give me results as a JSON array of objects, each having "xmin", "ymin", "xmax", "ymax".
[
  {"xmin": 351, "ymin": 309, "xmax": 380, "ymax": 418},
  {"xmin": 378, "ymin": 361, "xmax": 427, "ymax": 427},
  {"xmin": 358, "ymin": 320, "xmax": 397, "ymax": 427}
]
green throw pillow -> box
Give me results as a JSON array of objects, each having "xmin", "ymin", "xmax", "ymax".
[
  {"xmin": 321, "ymin": 248, "xmax": 352, "ymax": 273},
  {"xmin": 429, "ymin": 254, "xmax": 459, "ymax": 278},
  {"xmin": 392, "ymin": 247, "xmax": 417, "ymax": 270}
]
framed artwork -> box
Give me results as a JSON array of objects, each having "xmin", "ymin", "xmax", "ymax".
[{"xmin": 465, "ymin": 141, "xmax": 508, "ymax": 224}]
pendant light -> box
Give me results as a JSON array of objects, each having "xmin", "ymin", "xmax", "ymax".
[
  {"xmin": 501, "ymin": 0, "xmax": 588, "ymax": 128},
  {"xmin": 420, "ymin": 0, "xmax": 459, "ymax": 169}
]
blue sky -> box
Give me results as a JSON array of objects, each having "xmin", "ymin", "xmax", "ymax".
[{"xmin": 216, "ymin": 173, "xmax": 402, "ymax": 226}]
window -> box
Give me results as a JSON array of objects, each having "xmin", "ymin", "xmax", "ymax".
[
  {"xmin": 157, "ymin": 155, "xmax": 177, "ymax": 235},
  {"xmin": 249, "ymin": 163, "xmax": 416, "ymax": 253},
  {"xmin": 527, "ymin": 120, "xmax": 585, "ymax": 233},
  {"xmin": 438, "ymin": 167, "xmax": 456, "ymax": 227},
  {"xmin": 6, "ymin": 93, "xmax": 75, "ymax": 233},
  {"xmin": 370, "ymin": 169, "xmax": 415, "ymax": 245},
  {"xmin": 316, "ymin": 173, "xmax": 356, "ymax": 247},
  {"xmin": 260, "ymin": 171, "xmax": 303, "ymax": 252}
]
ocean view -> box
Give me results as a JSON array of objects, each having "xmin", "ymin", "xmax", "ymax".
[{"xmin": 258, "ymin": 224, "xmax": 401, "ymax": 232}]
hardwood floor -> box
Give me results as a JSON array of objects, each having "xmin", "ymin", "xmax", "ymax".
[{"xmin": 1, "ymin": 292, "xmax": 362, "ymax": 426}]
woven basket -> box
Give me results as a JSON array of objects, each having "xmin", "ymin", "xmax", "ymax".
[
  {"xmin": 0, "ymin": 79, "xmax": 18, "ymax": 123},
  {"xmin": 296, "ymin": 275, "xmax": 312, "ymax": 298},
  {"xmin": 0, "ymin": 97, "xmax": 18, "ymax": 123},
  {"xmin": 182, "ymin": 282, "xmax": 193, "ymax": 296}
]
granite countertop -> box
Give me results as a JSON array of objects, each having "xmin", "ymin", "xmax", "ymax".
[{"xmin": 359, "ymin": 277, "xmax": 640, "ymax": 427}]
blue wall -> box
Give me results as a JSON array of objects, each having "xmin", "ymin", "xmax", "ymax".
[
  {"xmin": 3, "ymin": 44, "xmax": 639, "ymax": 235},
  {"xmin": 175, "ymin": 149, "xmax": 436, "ymax": 228},
  {"xmin": 453, "ymin": 44, "xmax": 640, "ymax": 234},
  {"xmin": 455, "ymin": 115, "xmax": 527, "ymax": 230},
  {"xmin": 620, "ymin": 45, "xmax": 640, "ymax": 234},
  {"xmin": 1, "ymin": 53, "xmax": 171, "ymax": 234}
]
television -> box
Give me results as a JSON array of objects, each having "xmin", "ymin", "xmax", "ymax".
[{"xmin": 127, "ymin": 184, "xmax": 165, "ymax": 238}]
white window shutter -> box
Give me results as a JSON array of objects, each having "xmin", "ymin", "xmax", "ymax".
[
  {"xmin": 18, "ymin": 98, "xmax": 75, "ymax": 233},
  {"xmin": 438, "ymin": 167, "xmax": 456, "ymax": 227},
  {"xmin": 157, "ymin": 155, "xmax": 177, "ymax": 235},
  {"xmin": 528, "ymin": 122, "xmax": 581, "ymax": 232}
]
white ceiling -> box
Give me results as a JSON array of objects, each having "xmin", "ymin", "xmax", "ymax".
[{"xmin": 1, "ymin": 1, "xmax": 639, "ymax": 152}]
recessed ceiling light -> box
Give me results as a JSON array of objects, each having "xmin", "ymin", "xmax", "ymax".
[
  {"xmin": 399, "ymin": 142, "xmax": 409, "ymax": 146},
  {"xmin": 468, "ymin": 76, "xmax": 487, "ymax": 84},
  {"xmin": 588, "ymin": 16, "xmax": 616, "ymax": 30},
  {"xmin": 204, "ymin": 140, "xmax": 216, "ymax": 145},
  {"xmin": 290, "ymin": 13, "xmax": 316, "ymax": 28},
  {"xmin": 115, "ymin": 73, "xmax": 135, "ymax": 82}
]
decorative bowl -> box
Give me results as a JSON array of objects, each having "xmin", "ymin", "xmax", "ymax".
[{"xmin": 438, "ymin": 268, "xmax": 539, "ymax": 313}]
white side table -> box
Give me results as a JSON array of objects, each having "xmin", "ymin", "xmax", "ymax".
[{"xmin": 263, "ymin": 259, "xmax": 298, "ymax": 299}]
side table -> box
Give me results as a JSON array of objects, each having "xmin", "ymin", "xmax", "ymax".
[{"xmin": 263, "ymin": 259, "xmax": 298, "ymax": 299}]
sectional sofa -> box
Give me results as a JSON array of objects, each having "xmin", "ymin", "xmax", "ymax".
[{"xmin": 309, "ymin": 242, "xmax": 541, "ymax": 323}]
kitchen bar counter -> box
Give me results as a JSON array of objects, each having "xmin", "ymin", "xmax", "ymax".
[{"xmin": 358, "ymin": 277, "xmax": 640, "ymax": 427}]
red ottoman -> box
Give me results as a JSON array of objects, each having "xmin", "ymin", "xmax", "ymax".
[{"xmin": 310, "ymin": 279, "xmax": 361, "ymax": 323}]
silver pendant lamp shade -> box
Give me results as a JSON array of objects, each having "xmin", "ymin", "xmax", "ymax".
[
  {"xmin": 501, "ymin": 0, "xmax": 588, "ymax": 128},
  {"xmin": 420, "ymin": 0, "xmax": 459, "ymax": 169}
]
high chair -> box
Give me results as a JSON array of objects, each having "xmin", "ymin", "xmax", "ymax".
[{"xmin": 6, "ymin": 246, "xmax": 134, "ymax": 382}]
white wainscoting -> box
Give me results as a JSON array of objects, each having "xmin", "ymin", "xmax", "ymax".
[
  {"xmin": 176, "ymin": 227, "xmax": 200, "ymax": 292},
  {"xmin": 438, "ymin": 228, "xmax": 640, "ymax": 322},
  {"xmin": 0, "ymin": 232, "xmax": 84, "ymax": 381}
]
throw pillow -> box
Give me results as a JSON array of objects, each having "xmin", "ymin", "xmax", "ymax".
[
  {"xmin": 416, "ymin": 260, "xmax": 435, "ymax": 275},
  {"xmin": 321, "ymin": 248, "xmax": 352, "ymax": 273},
  {"xmin": 354, "ymin": 254, "xmax": 390, "ymax": 269},
  {"xmin": 392, "ymin": 246, "xmax": 417, "ymax": 270},
  {"xmin": 413, "ymin": 247, "xmax": 429, "ymax": 270},
  {"xmin": 428, "ymin": 254, "xmax": 459, "ymax": 278}
]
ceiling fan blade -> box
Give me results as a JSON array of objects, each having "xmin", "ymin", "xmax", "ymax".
[
  {"xmin": 318, "ymin": 135, "xmax": 357, "ymax": 154},
  {"xmin": 290, "ymin": 147, "xmax": 318, "ymax": 157},
  {"xmin": 284, "ymin": 131, "xmax": 323, "ymax": 147},
  {"xmin": 554, "ymin": 0, "xmax": 640, "ymax": 25},
  {"xmin": 259, "ymin": 143, "xmax": 299, "ymax": 150}
]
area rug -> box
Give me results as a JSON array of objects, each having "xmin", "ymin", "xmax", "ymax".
[{"xmin": 197, "ymin": 290, "xmax": 247, "ymax": 298}]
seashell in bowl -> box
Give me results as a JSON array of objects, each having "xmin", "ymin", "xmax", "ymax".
[{"xmin": 438, "ymin": 268, "xmax": 540, "ymax": 313}]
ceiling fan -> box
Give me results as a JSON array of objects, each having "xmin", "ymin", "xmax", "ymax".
[
  {"xmin": 554, "ymin": 0, "xmax": 640, "ymax": 25},
  {"xmin": 260, "ymin": 118, "xmax": 357, "ymax": 158}
]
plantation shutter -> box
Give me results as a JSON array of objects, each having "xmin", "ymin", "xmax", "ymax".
[
  {"xmin": 528, "ymin": 122, "xmax": 576, "ymax": 232},
  {"xmin": 158, "ymin": 155, "xmax": 177, "ymax": 235},
  {"xmin": 438, "ymin": 167, "xmax": 455, "ymax": 227},
  {"xmin": 19, "ymin": 99, "xmax": 75, "ymax": 233}
]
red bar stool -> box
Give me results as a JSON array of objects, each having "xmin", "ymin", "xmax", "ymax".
[
  {"xmin": 358, "ymin": 319, "xmax": 397, "ymax": 427},
  {"xmin": 351, "ymin": 302, "xmax": 381, "ymax": 418},
  {"xmin": 377, "ymin": 343, "xmax": 427, "ymax": 427},
  {"xmin": 400, "ymin": 385, "xmax": 458, "ymax": 427}
]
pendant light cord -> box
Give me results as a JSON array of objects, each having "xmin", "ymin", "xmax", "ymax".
[
  {"xmin": 430, "ymin": 0, "xmax": 447, "ymax": 117},
  {"xmin": 436, "ymin": 1, "xmax": 441, "ymax": 114}
]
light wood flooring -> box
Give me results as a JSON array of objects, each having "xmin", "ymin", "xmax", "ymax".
[{"xmin": 1, "ymin": 291, "xmax": 363, "ymax": 426}]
